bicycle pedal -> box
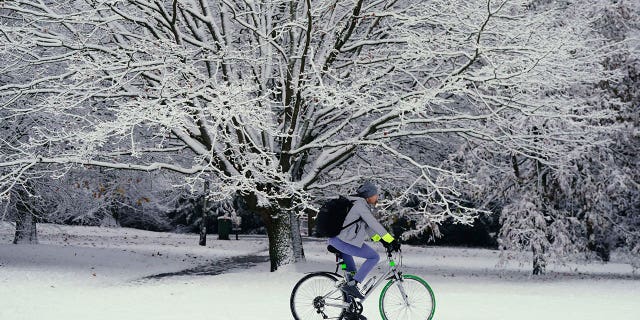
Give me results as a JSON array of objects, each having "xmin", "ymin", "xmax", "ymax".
[{"xmin": 344, "ymin": 313, "xmax": 367, "ymax": 320}]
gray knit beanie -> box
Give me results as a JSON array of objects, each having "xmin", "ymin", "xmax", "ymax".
[{"xmin": 356, "ymin": 181, "xmax": 379, "ymax": 198}]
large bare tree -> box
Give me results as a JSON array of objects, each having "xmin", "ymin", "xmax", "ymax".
[{"xmin": 1, "ymin": 0, "xmax": 614, "ymax": 270}]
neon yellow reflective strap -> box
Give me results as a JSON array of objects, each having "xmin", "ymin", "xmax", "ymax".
[
  {"xmin": 382, "ymin": 233, "xmax": 394, "ymax": 243},
  {"xmin": 371, "ymin": 234, "xmax": 382, "ymax": 242}
]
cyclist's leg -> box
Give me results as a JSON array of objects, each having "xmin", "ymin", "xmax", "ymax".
[
  {"xmin": 341, "ymin": 253, "xmax": 357, "ymax": 274},
  {"xmin": 351, "ymin": 243, "xmax": 379, "ymax": 283},
  {"xmin": 328, "ymin": 238, "xmax": 380, "ymax": 283},
  {"xmin": 328, "ymin": 237, "xmax": 357, "ymax": 274}
]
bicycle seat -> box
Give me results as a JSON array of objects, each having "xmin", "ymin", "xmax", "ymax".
[{"xmin": 327, "ymin": 245, "xmax": 342, "ymax": 259}]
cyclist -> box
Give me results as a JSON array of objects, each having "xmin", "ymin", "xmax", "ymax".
[{"xmin": 327, "ymin": 181, "xmax": 401, "ymax": 301}]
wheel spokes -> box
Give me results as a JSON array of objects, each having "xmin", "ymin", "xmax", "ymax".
[
  {"xmin": 292, "ymin": 275, "xmax": 345, "ymax": 320},
  {"xmin": 382, "ymin": 278, "xmax": 435, "ymax": 320}
]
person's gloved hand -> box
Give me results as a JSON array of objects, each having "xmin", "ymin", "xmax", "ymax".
[{"xmin": 382, "ymin": 239, "xmax": 401, "ymax": 252}]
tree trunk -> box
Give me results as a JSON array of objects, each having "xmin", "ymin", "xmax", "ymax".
[
  {"xmin": 532, "ymin": 246, "xmax": 546, "ymax": 275},
  {"xmin": 199, "ymin": 181, "xmax": 209, "ymax": 246},
  {"xmin": 244, "ymin": 192, "xmax": 304, "ymax": 271},
  {"xmin": 288, "ymin": 210, "xmax": 305, "ymax": 262},
  {"xmin": 198, "ymin": 207, "xmax": 207, "ymax": 246},
  {"xmin": 279, "ymin": 196, "xmax": 305, "ymax": 264},
  {"xmin": 264, "ymin": 209, "xmax": 295, "ymax": 271},
  {"xmin": 14, "ymin": 194, "xmax": 37, "ymax": 244},
  {"xmin": 586, "ymin": 218, "xmax": 611, "ymax": 262}
]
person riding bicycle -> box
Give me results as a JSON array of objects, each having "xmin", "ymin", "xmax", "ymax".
[{"xmin": 327, "ymin": 181, "xmax": 401, "ymax": 301}]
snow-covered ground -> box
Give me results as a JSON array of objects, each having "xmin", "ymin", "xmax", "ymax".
[{"xmin": 0, "ymin": 223, "xmax": 638, "ymax": 320}]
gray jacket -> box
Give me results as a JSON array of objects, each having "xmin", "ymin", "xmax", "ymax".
[{"xmin": 336, "ymin": 196, "xmax": 392, "ymax": 247}]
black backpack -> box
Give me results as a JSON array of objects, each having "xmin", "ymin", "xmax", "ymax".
[{"xmin": 314, "ymin": 196, "xmax": 360, "ymax": 237}]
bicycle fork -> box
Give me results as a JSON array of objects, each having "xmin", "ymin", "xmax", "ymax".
[{"xmin": 392, "ymin": 276, "xmax": 412, "ymax": 307}]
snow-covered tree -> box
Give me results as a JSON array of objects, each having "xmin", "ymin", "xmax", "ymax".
[
  {"xmin": 0, "ymin": 0, "xmax": 617, "ymax": 270},
  {"xmin": 45, "ymin": 168, "xmax": 184, "ymax": 228},
  {"xmin": 445, "ymin": 0, "xmax": 640, "ymax": 274},
  {"xmin": 581, "ymin": 0, "xmax": 640, "ymax": 266}
]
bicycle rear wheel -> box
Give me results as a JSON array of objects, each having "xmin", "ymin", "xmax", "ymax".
[
  {"xmin": 290, "ymin": 272, "xmax": 348, "ymax": 320},
  {"xmin": 379, "ymin": 274, "xmax": 436, "ymax": 320}
]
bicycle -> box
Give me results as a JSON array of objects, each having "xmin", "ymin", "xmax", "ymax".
[{"xmin": 290, "ymin": 244, "xmax": 436, "ymax": 320}]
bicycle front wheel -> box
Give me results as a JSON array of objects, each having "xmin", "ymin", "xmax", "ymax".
[
  {"xmin": 379, "ymin": 274, "xmax": 436, "ymax": 320},
  {"xmin": 290, "ymin": 272, "xmax": 348, "ymax": 320}
]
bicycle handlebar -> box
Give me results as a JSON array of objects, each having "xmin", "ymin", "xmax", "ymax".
[{"xmin": 383, "ymin": 243, "xmax": 401, "ymax": 257}]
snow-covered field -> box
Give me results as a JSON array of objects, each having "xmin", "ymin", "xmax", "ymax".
[{"xmin": 1, "ymin": 223, "xmax": 638, "ymax": 320}]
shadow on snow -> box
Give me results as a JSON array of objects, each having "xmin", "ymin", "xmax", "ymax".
[{"xmin": 138, "ymin": 254, "xmax": 270, "ymax": 281}]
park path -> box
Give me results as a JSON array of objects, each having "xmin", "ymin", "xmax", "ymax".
[{"xmin": 140, "ymin": 252, "xmax": 270, "ymax": 280}]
